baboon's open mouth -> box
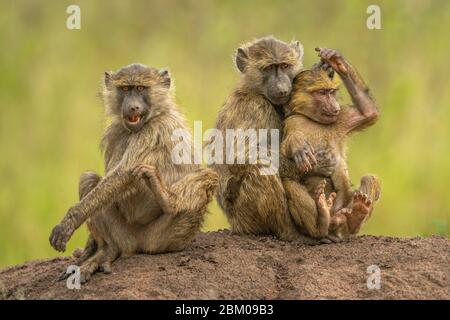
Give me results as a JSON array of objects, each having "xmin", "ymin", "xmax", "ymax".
[{"xmin": 127, "ymin": 115, "xmax": 141, "ymax": 124}]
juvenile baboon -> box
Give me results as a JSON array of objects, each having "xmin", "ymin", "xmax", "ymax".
[
  {"xmin": 281, "ymin": 48, "xmax": 381, "ymax": 240},
  {"xmin": 49, "ymin": 64, "xmax": 218, "ymax": 282},
  {"xmin": 211, "ymin": 36, "xmax": 334, "ymax": 242}
]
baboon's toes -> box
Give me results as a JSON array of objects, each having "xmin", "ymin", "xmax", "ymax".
[
  {"xmin": 100, "ymin": 262, "xmax": 112, "ymax": 274},
  {"xmin": 353, "ymin": 191, "xmax": 372, "ymax": 207},
  {"xmin": 56, "ymin": 269, "xmax": 70, "ymax": 282},
  {"xmin": 330, "ymin": 212, "xmax": 347, "ymax": 227},
  {"xmin": 320, "ymin": 238, "xmax": 332, "ymax": 244},
  {"xmin": 327, "ymin": 192, "xmax": 336, "ymax": 208},
  {"xmin": 72, "ymin": 248, "xmax": 84, "ymax": 258},
  {"xmin": 326, "ymin": 235, "xmax": 343, "ymax": 243},
  {"xmin": 315, "ymin": 180, "xmax": 327, "ymax": 199}
]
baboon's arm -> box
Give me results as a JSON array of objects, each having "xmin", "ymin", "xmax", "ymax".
[
  {"xmin": 316, "ymin": 48, "xmax": 379, "ymax": 133},
  {"xmin": 70, "ymin": 167, "xmax": 133, "ymax": 225},
  {"xmin": 337, "ymin": 64, "xmax": 378, "ymax": 132},
  {"xmin": 50, "ymin": 166, "xmax": 135, "ymax": 252},
  {"xmin": 132, "ymin": 164, "xmax": 176, "ymax": 216}
]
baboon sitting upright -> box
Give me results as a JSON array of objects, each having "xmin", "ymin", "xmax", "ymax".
[
  {"xmin": 49, "ymin": 64, "xmax": 218, "ymax": 282},
  {"xmin": 211, "ymin": 37, "xmax": 335, "ymax": 242},
  {"xmin": 281, "ymin": 48, "xmax": 381, "ymax": 240}
]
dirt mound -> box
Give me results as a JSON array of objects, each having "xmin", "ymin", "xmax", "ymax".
[{"xmin": 0, "ymin": 231, "xmax": 448, "ymax": 300}]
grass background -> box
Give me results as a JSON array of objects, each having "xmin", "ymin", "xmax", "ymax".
[{"xmin": 0, "ymin": 0, "xmax": 449, "ymax": 267}]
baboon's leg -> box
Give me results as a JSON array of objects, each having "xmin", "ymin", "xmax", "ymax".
[
  {"xmin": 345, "ymin": 175, "xmax": 381, "ymax": 235},
  {"xmin": 72, "ymin": 172, "xmax": 102, "ymax": 263},
  {"xmin": 77, "ymin": 245, "xmax": 120, "ymax": 283},
  {"xmin": 72, "ymin": 235, "xmax": 98, "ymax": 265},
  {"xmin": 78, "ymin": 171, "xmax": 102, "ymax": 200},
  {"xmin": 284, "ymin": 179, "xmax": 335, "ymax": 239},
  {"xmin": 217, "ymin": 167, "xmax": 319, "ymax": 244},
  {"xmin": 140, "ymin": 168, "xmax": 219, "ymax": 253}
]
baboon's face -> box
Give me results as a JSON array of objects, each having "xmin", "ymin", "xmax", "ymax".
[
  {"xmin": 260, "ymin": 63, "xmax": 293, "ymax": 105},
  {"xmin": 116, "ymin": 85, "xmax": 151, "ymax": 132},
  {"xmin": 235, "ymin": 37, "xmax": 304, "ymax": 106},
  {"xmin": 308, "ymin": 89, "xmax": 341, "ymax": 124},
  {"xmin": 103, "ymin": 64, "xmax": 171, "ymax": 132},
  {"xmin": 289, "ymin": 69, "xmax": 341, "ymax": 124}
]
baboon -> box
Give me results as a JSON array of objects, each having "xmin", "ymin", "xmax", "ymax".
[
  {"xmin": 49, "ymin": 64, "xmax": 218, "ymax": 282},
  {"xmin": 210, "ymin": 36, "xmax": 334, "ymax": 242},
  {"xmin": 281, "ymin": 48, "xmax": 381, "ymax": 240}
]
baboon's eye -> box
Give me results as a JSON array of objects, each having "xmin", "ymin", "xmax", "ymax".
[
  {"xmin": 280, "ymin": 63, "xmax": 289, "ymax": 70},
  {"xmin": 136, "ymin": 86, "xmax": 145, "ymax": 92},
  {"xmin": 121, "ymin": 86, "xmax": 130, "ymax": 92},
  {"xmin": 264, "ymin": 64, "xmax": 274, "ymax": 71},
  {"xmin": 318, "ymin": 89, "xmax": 327, "ymax": 95},
  {"xmin": 330, "ymin": 89, "xmax": 337, "ymax": 95}
]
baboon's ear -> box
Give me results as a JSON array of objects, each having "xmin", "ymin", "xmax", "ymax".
[
  {"xmin": 291, "ymin": 41, "xmax": 304, "ymax": 60},
  {"xmin": 104, "ymin": 71, "xmax": 113, "ymax": 87},
  {"xmin": 159, "ymin": 69, "xmax": 171, "ymax": 88},
  {"xmin": 235, "ymin": 48, "xmax": 248, "ymax": 73}
]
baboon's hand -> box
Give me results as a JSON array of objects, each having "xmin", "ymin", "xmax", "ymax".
[
  {"xmin": 315, "ymin": 47, "xmax": 348, "ymax": 75},
  {"xmin": 132, "ymin": 164, "xmax": 162, "ymax": 190},
  {"xmin": 311, "ymin": 149, "xmax": 337, "ymax": 177},
  {"xmin": 293, "ymin": 141, "xmax": 317, "ymax": 174},
  {"xmin": 49, "ymin": 218, "xmax": 75, "ymax": 252},
  {"xmin": 312, "ymin": 61, "xmax": 335, "ymax": 79}
]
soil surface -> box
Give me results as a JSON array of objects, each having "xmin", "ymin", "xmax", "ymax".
[{"xmin": 0, "ymin": 231, "xmax": 448, "ymax": 300}]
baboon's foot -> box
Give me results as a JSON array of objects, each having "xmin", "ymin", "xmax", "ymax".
[
  {"xmin": 314, "ymin": 180, "xmax": 336, "ymax": 217},
  {"xmin": 72, "ymin": 237, "xmax": 98, "ymax": 265},
  {"xmin": 326, "ymin": 208, "xmax": 351, "ymax": 242},
  {"xmin": 347, "ymin": 191, "xmax": 372, "ymax": 233},
  {"xmin": 314, "ymin": 181, "xmax": 338, "ymax": 243},
  {"xmin": 360, "ymin": 175, "xmax": 381, "ymax": 201},
  {"xmin": 330, "ymin": 208, "xmax": 350, "ymax": 230},
  {"xmin": 57, "ymin": 248, "xmax": 117, "ymax": 283}
]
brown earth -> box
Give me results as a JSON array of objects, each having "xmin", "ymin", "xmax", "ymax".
[{"xmin": 0, "ymin": 231, "xmax": 448, "ymax": 300}]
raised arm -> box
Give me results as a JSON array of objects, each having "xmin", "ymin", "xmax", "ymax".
[{"xmin": 315, "ymin": 48, "xmax": 379, "ymax": 133}]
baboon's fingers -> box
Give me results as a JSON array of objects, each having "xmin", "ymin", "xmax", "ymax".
[
  {"xmin": 294, "ymin": 154, "xmax": 305, "ymax": 172},
  {"xmin": 72, "ymin": 248, "xmax": 84, "ymax": 258},
  {"xmin": 314, "ymin": 61, "xmax": 324, "ymax": 69},
  {"xmin": 325, "ymin": 49, "xmax": 335, "ymax": 60},
  {"xmin": 305, "ymin": 150, "xmax": 317, "ymax": 166},
  {"xmin": 300, "ymin": 151, "xmax": 312, "ymax": 171},
  {"xmin": 49, "ymin": 224, "xmax": 67, "ymax": 252},
  {"xmin": 327, "ymin": 67, "xmax": 335, "ymax": 79},
  {"xmin": 321, "ymin": 63, "xmax": 330, "ymax": 70},
  {"xmin": 130, "ymin": 166, "xmax": 141, "ymax": 177},
  {"xmin": 306, "ymin": 140, "xmax": 315, "ymax": 155}
]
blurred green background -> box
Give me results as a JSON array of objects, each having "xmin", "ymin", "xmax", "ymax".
[{"xmin": 0, "ymin": 0, "xmax": 449, "ymax": 267}]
